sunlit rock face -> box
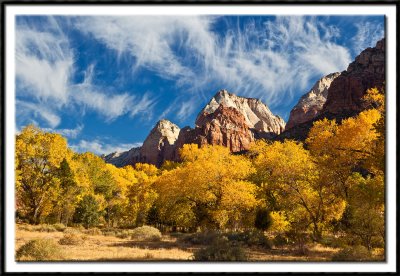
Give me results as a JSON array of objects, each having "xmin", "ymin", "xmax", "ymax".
[
  {"xmin": 104, "ymin": 90, "xmax": 286, "ymax": 167},
  {"xmin": 102, "ymin": 147, "xmax": 141, "ymax": 167},
  {"xmin": 139, "ymin": 119, "xmax": 180, "ymax": 167},
  {"xmin": 286, "ymin": 72, "xmax": 340, "ymax": 130},
  {"xmin": 197, "ymin": 89, "xmax": 285, "ymax": 135},
  {"xmin": 172, "ymin": 104, "xmax": 255, "ymax": 161}
]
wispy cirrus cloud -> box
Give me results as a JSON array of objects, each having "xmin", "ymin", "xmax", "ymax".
[
  {"xmin": 16, "ymin": 25, "xmax": 73, "ymax": 106},
  {"xmin": 351, "ymin": 21, "xmax": 384, "ymax": 55},
  {"xmin": 77, "ymin": 16, "xmax": 352, "ymax": 118},
  {"xmin": 42, "ymin": 124, "xmax": 84, "ymax": 139},
  {"xmin": 16, "ymin": 17, "xmax": 156, "ymax": 128},
  {"xmin": 16, "ymin": 100, "xmax": 61, "ymax": 128},
  {"xmin": 70, "ymin": 139, "xmax": 142, "ymax": 155},
  {"xmin": 71, "ymin": 64, "xmax": 156, "ymax": 121}
]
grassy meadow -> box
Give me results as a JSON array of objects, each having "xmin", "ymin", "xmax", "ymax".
[{"xmin": 15, "ymin": 223, "xmax": 384, "ymax": 262}]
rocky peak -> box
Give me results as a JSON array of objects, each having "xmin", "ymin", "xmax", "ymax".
[
  {"xmin": 196, "ymin": 89, "xmax": 285, "ymax": 135},
  {"xmin": 139, "ymin": 119, "xmax": 180, "ymax": 166},
  {"xmin": 322, "ymin": 38, "xmax": 385, "ymax": 115},
  {"xmin": 172, "ymin": 103, "xmax": 255, "ymax": 161},
  {"xmin": 279, "ymin": 38, "xmax": 385, "ymax": 141},
  {"xmin": 286, "ymin": 72, "xmax": 340, "ymax": 130},
  {"xmin": 150, "ymin": 119, "xmax": 181, "ymax": 144},
  {"xmin": 103, "ymin": 147, "xmax": 141, "ymax": 167}
]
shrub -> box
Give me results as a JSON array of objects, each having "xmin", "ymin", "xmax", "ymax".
[
  {"xmin": 58, "ymin": 233, "xmax": 84, "ymax": 245},
  {"xmin": 116, "ymin": 230, "xmax": 135, "ymax": 239},
  {"xmin": 320, "ymin": 236, "xmax": 348, "ymax": 248},
  {"xmin": 16, "ymin": 239, "xmax": 64, "ymax": 261},
  {"xmin": 52, "ymin": 223, "xmax": 67, "ymax": 232},
  {"xmin": 84, "ymin": 227, "xmax": 102, "ymax": 236},
  {"xmin": 224, "ymin": 230, "xmax": 272, "ymax": 249},
  {"xmin": 194, "ymin": 237, "xmax": 248, "ymax": 261},
  {"xmin": 64, "ymin": 227, "xmax": 82, "ymax": 235},
  {"xmin": 332, "ymin": 245, "xmax": 372, "ymax": 261},
  {"xmin": 180, "ymin": 230, "xmax": 220, "ymax": 245},
  {"xmin": 101, "ymin": 228, "xmax": 117, "ymax": 236},
  {"xmin": 131, "ymin": 226, "xmax": 162, "ymax": 241},
  {"xmin": 272, "ymin": 234, "xmax": 292, "ymax": 247},
  {"xmin": 17, "ymin": 224, "xmax": 34, "ymax": 232},
  {"xmin": 35, "ymin": 224, "xmax": 57, "ymax": 232}
]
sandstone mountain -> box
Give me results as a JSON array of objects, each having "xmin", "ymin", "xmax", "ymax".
[
  {"xmin": 139, "ymin": 119, "xmax": 180, "ymax": 166},
  {"xmin": 285, "ymin": 72, "xmax": 340, "ymax": 130},
  {"xmin": 280, "ymin": 38, "xmax": 385, "ymax": 140},
  {"xmin": 172, "ymin": 104, "xmax": 255, "ymax": 161},
  {"xmin": 197, "ymin": 89, "xmax": 285, "ymax": 135},
  {"xmin": 104, "ymin": 120, "xmax": 180, "ymax": 167},
  {"xmin": 322, "ymin": 38, "xmax": 385, "ymax": 116},
  {"xmin": 103, "ymin": 147, "xmax": 141, "ymax": 168},
  {"xmin": 104, "ymin": 90, "xmax": 284, "ymax": 167},
  {"xmin": 104, "ymin": 39, "xmax": 385, "ymax": 166}
]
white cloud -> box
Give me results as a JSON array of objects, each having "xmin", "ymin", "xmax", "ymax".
[
  {"xmin": 76, "ymin": 16, "xmax": 352, "ymax": 113},
  {"xmin": 70, "ymin": 140, "xmax": 142, "ymax": 155},
  {"xmin": 75, "ymin": 16, "xmax": 209, "ymax": 80},
  {"xmin": 42, "ymin": 124, "xmax": 84, "ymax": 139},
  {"xmin": 16, "ymin": 25, "xmax": 73, "ymax": 106},
  {"xmin": 16, "ymin": 100, "xmax": 61, "ymax": 128},
  {"xmin": 176, "ymin": 99, "xmax": 198, "ymax": 121},
  {"xmin": 71, "ymin": 65, "xmax": 156, "ymax": 121},
  {"xmin": 15, "ymin": 19, "xmax": 156, "ymax": 126},
  {"xmin": 17, "ymin": 15, "xmax": 379, "ymax": 128},
  {"xmin": 352, "ymin": 21, "xmax": 384, "ymax": 55}
]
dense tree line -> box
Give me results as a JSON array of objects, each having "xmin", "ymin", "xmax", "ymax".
[{"xmin": 15, "ymin": 88, "xmax": 385, "ymax": 251}]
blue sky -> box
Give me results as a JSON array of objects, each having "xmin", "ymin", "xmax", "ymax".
[{"xmin": 15, "ymin": 15, "xmax": 384, "ymax": 155}]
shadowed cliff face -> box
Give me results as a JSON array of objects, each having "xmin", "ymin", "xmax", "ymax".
[
  {"xmin": 322, "ymin": 38, "xmax": 385, "ymax": 115},
  {"xmin": 280, "ymin": 38, "xmax": 385, "ymax": 141}
]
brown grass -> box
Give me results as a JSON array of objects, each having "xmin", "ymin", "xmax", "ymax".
[
  {"xmin": 15, "ymin": 225, "xmax": 384, "ymax": 262},
  {"xmin": 16, "ymin": 228, "xmax": 192, "ymax": 261}
]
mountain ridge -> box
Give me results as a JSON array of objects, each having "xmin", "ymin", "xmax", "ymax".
[{"xmin": 103, "ymin": 38, "xmax": 385, "ymax": 167}]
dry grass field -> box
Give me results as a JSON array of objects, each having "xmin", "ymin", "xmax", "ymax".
[{"xmin": 15, "ymin": 224, "xmax": 384, "ymax": 262}]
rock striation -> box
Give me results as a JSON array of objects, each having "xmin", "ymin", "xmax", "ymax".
[
  {"xmin": 286, "ymin": 72, "xmax": 340, "ymax": 130},
  {"xmin": 104, "ymin": 90, "xmax": 284, "ymax": 167},
  {"xmin": 139, "ymin": 119, "xmax": 180, "ymax": 167},
  {"xmin": 279, "ymin": 38, "xmax": 385, "ymax": 140},
  {"xmin": 103, "ymin": 147, "xmax": 141, "ymax": 167},
  {"xmin": 322, "ymin": 38, "xmax": 385, "ymax": 115},
  {"xmin": 197, "ymin": 89, "xmax": 285, "ymax": 135},
  {"xmin": 172, "ymin": 104, "xmax": 255, "ymax": 160}
]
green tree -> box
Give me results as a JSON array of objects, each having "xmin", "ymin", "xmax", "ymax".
[
  {"xmin": 50, "ymin": 158, "xmax": 81, "ymax": 225},
  {"xmin": 73, "ymin": 194, "xmax": 103, "ymax": 228},
  {"xmin": 345, "ymin": 173, "xmax": 385, "ymax": 250}
]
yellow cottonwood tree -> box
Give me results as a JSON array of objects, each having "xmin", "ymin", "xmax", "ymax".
[
  {"xmin": 306, "ymin": 107, "xmax": 381, "ymax": 199},
  {"xmin": 16, "ymin": 125, "xmax": 69, "ymax": 224},
  {"xmin": 123, "ymin": 164, "xmax": 159, "ymax": 227},
  {"xmin": 155, "ymin": 144, "xmax": 258, "ymax": 230},
  {"xmin": 346, "ymin": 173, "xmax": 385, "ymax": 250},
  {"xmin": 249, "ymin": 140, "xmax": 346, "ymax": 241}
]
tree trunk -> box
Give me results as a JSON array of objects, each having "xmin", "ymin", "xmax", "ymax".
[
  {"xmin": 33, "ymin": 206, "xmax": 41, "ymax": 225},
  {"xmin": 312, "ymin": 222, "xmax": 322, "ymax": 242}
]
